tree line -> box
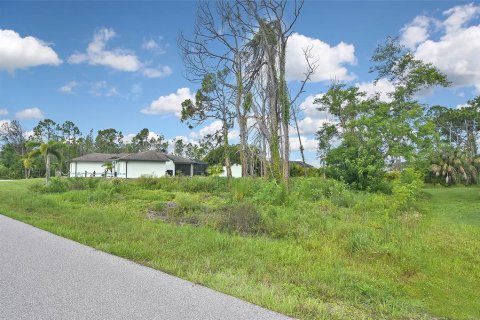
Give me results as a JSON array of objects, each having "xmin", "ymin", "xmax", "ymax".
[
  {"xmin": 0, "ymin": 119, "xmax": 220, "ymax": 180},
  {"xmin": 1, "ymin": 0, "xmax": 479, "ymax": 189}
]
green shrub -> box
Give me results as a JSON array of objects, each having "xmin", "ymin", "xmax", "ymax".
[
  {"xmin": 43, "ymin": 177, "xmax": 68, "ymax": 193},
  {"xmin": 230, "ymin": 178, "xmax": 255, "ymax": 201},
  {"xmin": 391, "ymin": 168, "xmax": 424, "ymax": 213},
  {"xmin": 220, "ymin": 203, "xmax": 262, "ymax": 235}
]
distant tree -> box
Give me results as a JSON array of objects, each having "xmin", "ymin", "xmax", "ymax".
[
  {"xmin": 150, "ymin": 135, "xmax": 169, "ymax": 153},
  {"xmin": 33, "ymin": 119, "xmax": 60, "ymax": 142},
  {"xmin": 130, "ymin": 128, "xmax": 150, "ymax": 152},
  {"xmin": 0, "ymin": 120, "xmax": 26, "ymax": 155},
  {"xmin": 95, "ymin": 128, "xmax": 123, "ymax": 153},
  {"xmin": 173, "ymin": 138, "xmax": 186, "ymax": 156}
]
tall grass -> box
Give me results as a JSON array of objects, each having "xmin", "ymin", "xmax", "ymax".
[{"xmin": 1, "ymin": 176, "xmax": 478, "ymax": 319}]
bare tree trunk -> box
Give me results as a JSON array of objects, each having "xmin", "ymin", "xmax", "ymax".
[
  {"xmin": 45, "ymin": 154, "xmax": 51, "ymax": 183},
  {"xmin": 291, "ymin": 106, "xmax": 307, "ymax": 176},
  {"xmin": 223, "ymin": 121, "xmax": 232, "ymax": 178}
]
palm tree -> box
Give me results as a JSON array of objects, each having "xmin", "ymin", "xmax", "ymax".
[
  {"xmin": 22, "ymin": 154, "xmax": 34, "ymax": 179},
  {"xmin": 102, "ymin": 161, "xmax": 113, "ymax": 177},
  {"xmin": 431, "ymin": 147, "xmax": 480, "ymax": 184},
  {"xmin": 28, "ymin": 141, "xmax": 64, "ymax": 183}
]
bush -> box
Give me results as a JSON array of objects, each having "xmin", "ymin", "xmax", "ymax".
[
  {"xmin": 230, "ymin": 178, "xmax": 255, "ymax": 201},
  {"xmin": 251, "ymin": 180, "xmax": 288, "ymax": 206},
  {"xmin": 391, "ymin": 168, "xmax": 424, "ymax": 212},
  {"xmin": 220, "ymin": 203, "xmax": 262, "ymax": 234}
]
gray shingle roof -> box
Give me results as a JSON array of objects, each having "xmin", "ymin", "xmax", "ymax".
[
  {"xmin": 71, "ymin": 151, "xmax": 199, "ymax": 164},
  {"xmin": 70, "ymin": 153, "xmax": 121, "ymax": 162},
  {"xmin": 165, "ymin": 154, "xmax": 195, "ymax": 164},
  {"xmin": 118, "ymin": 150, "xmax": 171, "ymax": 162}
]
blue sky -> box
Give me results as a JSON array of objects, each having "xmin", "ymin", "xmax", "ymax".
[{"xmin": 1, "ymin": 1, "xmax": 479, "ymax": 164}]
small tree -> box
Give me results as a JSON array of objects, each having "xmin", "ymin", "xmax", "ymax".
[
  {"xmin": 22, "ymin": 154, "xmax": 34, "ymax": 179},
  {"xmin": 28, "ymin": 141, "xmax": 64, "ymax": 183},
  {"xmin": 102, "ymin": 162, "xmax": 113, "ymax": 177}
]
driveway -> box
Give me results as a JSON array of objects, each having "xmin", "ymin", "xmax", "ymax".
[{"xmin": 0, "ymin": 215, "xmax": 292, "ymax": 320}]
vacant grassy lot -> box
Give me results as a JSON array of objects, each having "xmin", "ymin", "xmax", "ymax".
[{"xmin": 0, "ymin": 178, "xmax": 478, "ymax": 319}]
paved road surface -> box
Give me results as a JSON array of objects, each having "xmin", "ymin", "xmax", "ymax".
[{"xmin": 0, "ymin": 215, "xmax": 292, "ymax": 320}]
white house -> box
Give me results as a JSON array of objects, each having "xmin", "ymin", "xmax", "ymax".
[
  {"xmin": 219, "ymin": 164, "xmax": 243, "ymax": 178},
  {"xmin": 69, "ymin": 151, "xmax": 208, "ymax": 178}
]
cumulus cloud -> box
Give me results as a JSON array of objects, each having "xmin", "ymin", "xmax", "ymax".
[
  {"xmin": 141, "ymin": 87, "xmax": 194, "ymax": 117},
  {"xmin": 443, "ymin": 3, "xmax": 480, "ymax": 34},
  {"xmin": 355, "ymin": 78, "xmax": 395, "ymax": 102},
  {"xmin": 294, "ymin": 94, "xmax": 336, "ymax": 135},
  {"xmin": 189, "ymin": 120, "xmax": 239, "ymax": 141},
  {"xmin": 69, "ymin": 28, "xmax": 140, "ymax": 72},
  {"xmin": 402, "ymin": 3, "xmax": 480, "ymax": 92},
  {"xmin": 16, "ymin": 107, "xmax": 44, "ymax": 120},
  {"xmin": 290, "ymin": 135, "xmax": 318, "ymax": 151},
  {"xmin": 286, "ymin": 32, "xmax": 357, "ymax": 82},
  {"xmin": 69, "ymin": 28, "xmax": 173, "ymax": 78},
  {"xmin": 0, "ymin": 108, "xmax": 8, "ymax": 116},
  {"xmin": 400, "ymin": 16, "xmax": 431, "ymax": 49},
  {"xmin": 59, "ymin": 81, "xmax": 79, "ymax": 93},
  {"xmin": 142, "ymin": 65, "xmax": 172, "ymax": 78},
  {"xmin": 0, "ymin": 29, "xmax": 61, "ymax": 73}
]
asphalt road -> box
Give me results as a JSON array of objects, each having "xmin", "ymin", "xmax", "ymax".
[{"xmin": 0, "ymin": 215, "xmax": 292, "ymax": 320}]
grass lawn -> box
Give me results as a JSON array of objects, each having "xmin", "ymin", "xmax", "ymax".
[{"xmin": 0, "ymin": 178, "xmax": 478, "ymax": 319}]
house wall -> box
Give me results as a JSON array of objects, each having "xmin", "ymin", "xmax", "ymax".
[
  {"xmin": 165, "ymin": 160, "xmax": 175, "ymax": 176},
  {"xmin": 69, "ymin": 162, "xmax": 106, "ymax": 177},
  {"xmin": 121, "ymin": 161, "xmax": 168, "ymax": 178},
  {"xmin": 219, "ymin": 164, "xmax": 242, "ymax": 178}
]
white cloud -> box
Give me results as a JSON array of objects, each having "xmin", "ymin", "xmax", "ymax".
[
  {"xmin": 456, "ymin": 103, "xmax": 469, "ymax": 109},
  {"xmin": 0, "ymin": 29, "xmax": 61, "ymax": 73},
  {"xmin": 142, "ymin": 37, "xmax": 169, "ymax": 54},
  {"xmin": 403, "ymin": 4, "xmax": 480, "ymax": 92},
  {"xmin": 290, "ymin": 135, "xmax": 317, "ymax": 151},
  {"xmin": 294, "ymin": 94, "xmax": 336, "ymax": 134},
  {"xmin": 443, "ymin": 3, "xmax": 480, "ymax": 34},
  {"xmin": 124, "ymin": 130, "xmax": 161, "ymax": 143},
  {"xmin": 296, "ymin": 117, "xmax": 332, "ymax": 135},
  {"xmin": 68, "ymin": 28, "xmax": 141, "ymax": 72},
  {"xmin": 16, "ymin": 107, "xmax": 44, "ymax": 120},
  {"xmin": 189, "ymin": 120, "xmax": 239, "ymax": 140},
  {"xmin": 400, "ymin": 16, "xmax": 431, "ymax": 49},
  {"xmin": 24, "ymin": 130, "xmax": 34, "ymax": 139},
  {"xmin": 141, "ymin": 87, "xmax": 194, "ymax": 117},
  {"xmin": 0, "ymin": 108, "xmax": 8, "ymax": 116},
  {"xmin": 286, "ymin": 32, "xmax": 357, "ymax": 82},
  {"xmin": 90, "ymin": 81, "xmax": 119, "ymax": 97},
  {"xmin": 59, "ymin": 81, "xmax": 79, "ymax": 93},
  {"xmin": 69, "ymin": 28, "xmax": 172, "ymax": 78},
  {"xmin": 355, "ymin": 78, "xmax": 395, "ymax": 102},
  {"xmin": 142, "ymin": 65, "xmax": 172, "ymax": 78}
]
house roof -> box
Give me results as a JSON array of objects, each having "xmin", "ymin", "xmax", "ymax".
[
  {"xmin": 118, "ymin": 150, "xmax": 171, "ymax": 162},
  {"xmin": 70, "ymin": 153, "xmax": 120, "ymax": 162},
  {"xmin": 71, "ymin": 151, "xmax": 203, "ymax": 164},
  {"xmin": 165, "ymin": 154, "xmax": 195, "ymax": 164}
]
